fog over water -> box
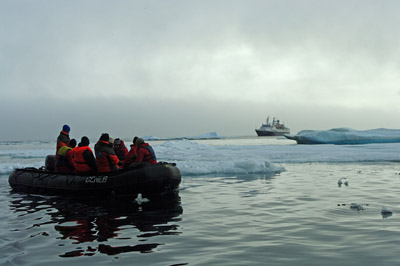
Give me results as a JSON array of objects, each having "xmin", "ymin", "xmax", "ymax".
[{"xmin": 1, "ymin": 0, "xmax": 400, "ymax": 141}]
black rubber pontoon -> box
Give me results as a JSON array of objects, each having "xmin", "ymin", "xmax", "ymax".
[{"xmin": 9, "ymin": 162, "xmax": 181, "ymax": 197}]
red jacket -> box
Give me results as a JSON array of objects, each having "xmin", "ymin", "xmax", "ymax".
[
  {"xmin": 95, "ymin": 140, "xmax": 120, "ymax": 172},
  {"xmin": 123, "ymin": 144, "xmax": 137, "ymax": 168},
  {"xmin": 136, "ymin": 143, "xmax": 157, "ymax": 164}
]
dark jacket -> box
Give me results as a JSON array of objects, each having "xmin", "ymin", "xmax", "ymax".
[
  {"xmin": 114, "ymin": 140, "xmax": 129, "ymax": 161},
  {"xmin": 95, "ymin": 140, "xmax": 120, "ymax": 172},
  {"xmin": 56, "ymin": 131, "xmax": 70, "ymax": 159}
]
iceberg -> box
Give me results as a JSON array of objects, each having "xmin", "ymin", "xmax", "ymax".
[
  {"xmin": 142, "ymin": 136, "xmax": 161, "ymax": 141},
  {"xmin": 142, "ymin": 132, "xmax": 223, "ymax": 141},
  {"xmin": 190, "ymin": 132, "xmax": 222, "ymax": 140},
  {"xmin": 284, "ymin": 128, "xmax": 400, "ymax": 145}
]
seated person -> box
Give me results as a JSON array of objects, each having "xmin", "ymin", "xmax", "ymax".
[
  {"xmin": 55, "ymin": 138, "xmax": 76, "ymax": 173},
  {"xmin": 134, "ymin": 138, "xmax": 157, "ymax": 164},
  {"xmin": 123, "ymin": 136, "xmax": 138, "ymax": 168},
  {"xmin": 73, "ymin": 136, "xmax": 98, "ymax": 173},
  {"xmin": 95, "ymin": 133, "xmax": 120, "ymax": 173},
  {"xmin": 114, "ymin": 138, "xmax": 129, "ymax": 161}
]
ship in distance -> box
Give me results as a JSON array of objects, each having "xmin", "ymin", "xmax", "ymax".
[{"xmin": 255, "ymin": 116, "xmax": 290, "ymax": 136}]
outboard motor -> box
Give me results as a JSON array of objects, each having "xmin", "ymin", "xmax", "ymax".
[{"xmin": 45, "ymin": 155, "xmax": 56, "ymax": 171}]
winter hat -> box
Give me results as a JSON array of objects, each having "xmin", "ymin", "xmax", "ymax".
[
  {"xmin": 136, "ymin": 138, "xmax": 144, "ymax": 146},
  {"xmin": 62, "ymin": 124, "xmax": 70, "ymax": 133},
  {"xmin": 69, "ymin": 139, "xmax": 77, "ymax": 148},
  {"xmin": 133, "ymin": 136, "xmax": 138, "ymax": 144},
  {"xmin": 100, "ymin": 133, "xmax": 109, "ymax": 142},
  {"xmin": 114, "ymin": 138, "xmax": 121, "ymax": 145},
  {"xmin": 81, "ymin": 136, "xmax": 90, "ymax": 146}
]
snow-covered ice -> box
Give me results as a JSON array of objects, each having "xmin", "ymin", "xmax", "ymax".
[{"xmin": 285, "ymin": 128, "xmax": 400, "ymax": 145}]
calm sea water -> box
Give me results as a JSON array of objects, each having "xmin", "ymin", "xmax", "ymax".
[{"xmin": 1, "ymin": 137, "xmax": 400, "ymax": 265}]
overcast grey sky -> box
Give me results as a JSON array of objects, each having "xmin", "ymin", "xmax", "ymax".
[{"xmin": 1, "ymin": 0, "xmax": 400, "ymax": 141}]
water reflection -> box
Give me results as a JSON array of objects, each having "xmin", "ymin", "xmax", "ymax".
[{"xmin": 9, "ymin": 193, "xmax": 182, "ymax": 257}]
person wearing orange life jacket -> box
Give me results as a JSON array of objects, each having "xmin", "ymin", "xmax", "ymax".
[
  {"xmin": 56, "ymin": 138, "xmax": 76, "ymax": 173},
  {"xmin": 134, "ymin": 138, "xmax": 157, "ymax": 164},
  {"xmin": 73, "ymin": 136, "xmax": 97, "ymax": 173},
  {"xmin": 56, "ymin": 124, "xmax": 71, "ymax": 161},
  {"xmin": 94, "ymin": 133, "xmax": 120, "ymax": 173},
  {"xmin": 113, "ymin": 138, "xmax": 128, "ymax": 161}
]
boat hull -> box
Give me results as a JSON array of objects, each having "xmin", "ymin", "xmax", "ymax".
[
  {"xmin": 9, "ymin": 162, "xmax": 181, "ymax": 197},
  {"xmin": 255, "ymin": 129, "xmax": 290, "ymax": 136}
]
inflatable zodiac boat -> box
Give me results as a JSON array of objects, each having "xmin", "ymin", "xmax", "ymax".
[{"xmin": 9, "ymin": 156, "xmax": 181, "ymax": 197}]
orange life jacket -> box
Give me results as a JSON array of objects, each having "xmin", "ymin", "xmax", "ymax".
[{"xmin": 74, "ymin": 146, "xmax": 94, "ymax": 172}]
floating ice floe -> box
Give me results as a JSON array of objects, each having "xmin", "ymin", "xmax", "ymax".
[
  {"xmin": 191, "ymin": 132, "xmax": 223, "ymax": 139},
  {"xmin": 338, "ymin": 177, "xmax": 349, "ymax": 187},
  {"xmin": 381, "ymin": 206, "xmax": 393, "ymax": 219},
  {"xmin": 350, "ymin": 203, "xmax": 364, "ymax": 210},
  {"xmin": 285, "ymin": 128, "xmax": 400, "ymax": 145},
  {"xmin": 142, "ymin": 132, "xmax": 223, "ymax": 141},
  {"xmin": 135, "ymin": 193, "xmax": 150, "ymax": 205},
  {"xmin": 142, "ymin": 136, "xmax": 161, "ymax": 141},
  {"xmin": 381, "ymin": 206, "xmax": 393, "ymax": 214}
]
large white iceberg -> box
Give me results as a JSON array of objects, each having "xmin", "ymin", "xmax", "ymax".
[{"xmin": 284, "ymin": 128, "xmax": 400, "ymax": 145}]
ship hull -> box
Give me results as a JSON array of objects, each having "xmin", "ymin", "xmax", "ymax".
[{"xmin": 255, "ymin": 129, "xmax": 290, "ymax": 136}]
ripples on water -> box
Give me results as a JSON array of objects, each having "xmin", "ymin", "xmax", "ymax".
[
  {"xmin": 2, "ymin": 162, "xmax": 400, "ymax": 265},
  {"xmin": 1, "ymin": 184, "xmax": 183, "ymax": 265}
]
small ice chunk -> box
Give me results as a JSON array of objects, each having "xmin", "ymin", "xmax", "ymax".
[
  {"xmin": 338, "ymin": 178, "xmax": 349, "ymax": 187},
  {"xmin": 350, "ymin": 203, "xmax": 360, "ymax": 208},
  {"xmin": 350, "ymin": 203, "xmax": 363, "ymax": 210},
  {"xmin": 381, "ymin": 206, "xmax": 393, "ymax": 214},
  {"xmin": 135, "ymin": 193, "xmax": 150, "ymax": 205}
]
